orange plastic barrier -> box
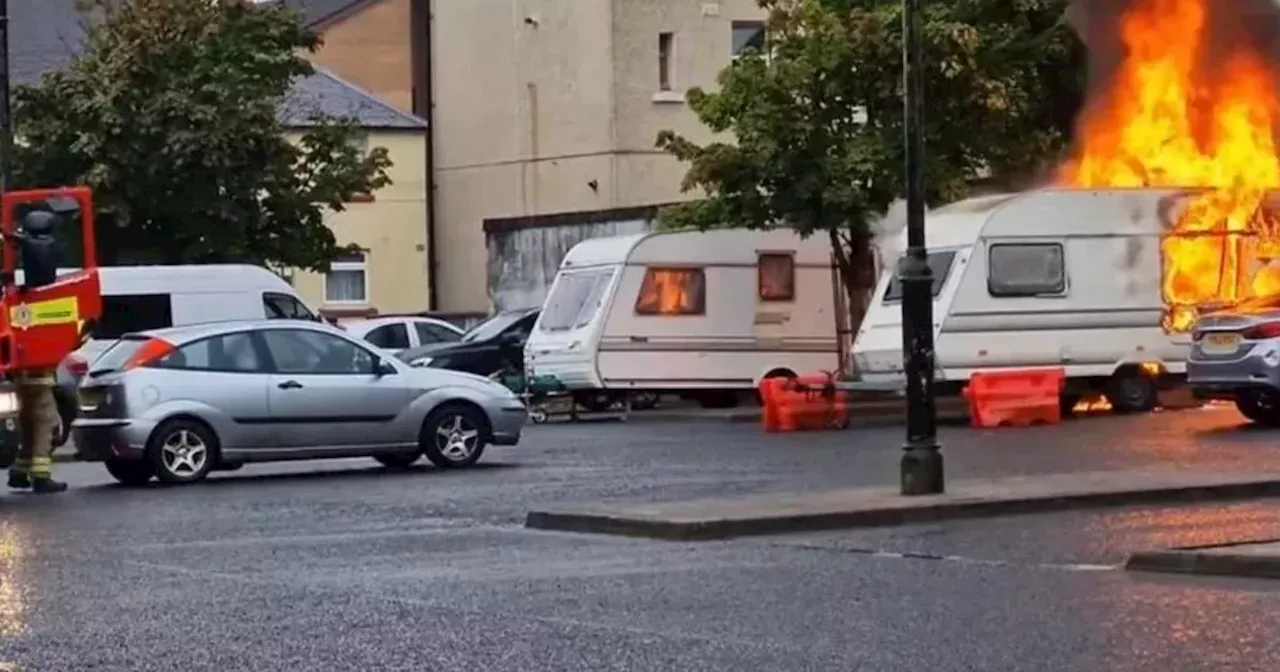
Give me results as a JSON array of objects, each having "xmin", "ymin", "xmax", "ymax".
[
  {"xmin": 760, "ymin": 372, "xmax": 850, "ymax": 432},
  {"xmin": 962, "ymin": 368, "xmax": 1065, "ymax": 428}
]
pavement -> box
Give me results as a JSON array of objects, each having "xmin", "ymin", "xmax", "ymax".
[
  {"xmin": 6, "ymin": 405, "xmax": 1280, "ymax": 669},
  {"xmin": 526, "ymin": 470, "xmax": 1280, "ymax": 539}
]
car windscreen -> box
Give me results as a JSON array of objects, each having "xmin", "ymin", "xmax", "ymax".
[
  {"xmin": 88, "ymin": 335, "xmax": 150, "ymax": 375},
  {"xmin": 462, "ymin": 312, "xmax": 524, "ymax": 342},
  {"xmin": 540, "ymin": 269, "xmax": 614, "ymax": 332},
  {"xmin": 882, "ymin": 251, "xmax": 957, "ymax": 302}
]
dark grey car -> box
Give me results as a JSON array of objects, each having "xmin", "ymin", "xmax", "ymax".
[{"xmin": 1187, "ymin": 297, "xmax": 1280, "ymax": 424}]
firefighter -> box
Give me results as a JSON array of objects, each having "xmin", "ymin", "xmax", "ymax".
[{"xmin": 7, "ymin": 210, "xmax": 66, "ymax": 493}]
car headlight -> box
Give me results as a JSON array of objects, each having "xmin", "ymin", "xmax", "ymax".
[
  {"xmin": 411, "ymin": 357, "xmax": 433, "ymax": 367},
  {"xmin": 0, "ymin": 391, "xmax": 18, "ymax": 415}
]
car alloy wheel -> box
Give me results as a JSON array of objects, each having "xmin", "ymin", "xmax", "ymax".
[
  {"xmin": 421, "ymin": 403, "xmax": 488, "ymax": 468},
  {"xmin": 162, "ymin": 430, "xmax": 208, "ymax": 476},
  {"xmin": 148, "ymin": 419, "xmax": 218, "ymax": 484},
  {"xmin": 437, "ymin": 414, "xmax": 479, "ymax": 461}
]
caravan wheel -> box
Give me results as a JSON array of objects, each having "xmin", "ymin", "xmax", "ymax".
[{"xmin": 1106, "ymin": 373, "xmax": 1158, "ymax": 414}]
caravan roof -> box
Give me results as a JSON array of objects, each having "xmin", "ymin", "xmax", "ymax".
[
  {"xmin": 560, "ymin": 228, "xmax": 832, "ymax": 270},
  {"xmin": 913, "ymin": 187, "xmax": 1187, "ymax": 249}
]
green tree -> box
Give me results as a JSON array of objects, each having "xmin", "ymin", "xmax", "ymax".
[
  {"xmin": 656, "ymin": 0, "xmax": 1082, "ymax": 322},
  {"xmin": 12, "ymin": 0, "xmax": 392, "ymax": 269}
]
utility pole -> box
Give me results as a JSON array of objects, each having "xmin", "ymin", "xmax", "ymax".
[
  {"xmin": 898, "ymin": 0, "xmax": 943, "ymax": 495},
  {"xmin": 0, "ymin": 0, "xmax": 11, "ymax": 193}
]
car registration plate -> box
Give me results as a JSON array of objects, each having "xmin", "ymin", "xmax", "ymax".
[
  {"xmin": 78, "ymin": 388, "xmax": 104, "ymax": 408},
  {"xmin": 1201, "ymin": 332, "xmax": 1241, "ymax": 355}
]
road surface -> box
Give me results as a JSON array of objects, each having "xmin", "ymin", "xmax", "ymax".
[{"xmin": 1, "ymin": 406, "xmax": 1279, "ymax": 670}]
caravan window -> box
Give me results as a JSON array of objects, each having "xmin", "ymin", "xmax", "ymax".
[
  {"xmin": 882, "ymin": 252, "xmax": 955, "ymax": 302},
  {"xmin": 541, "ymin": 269, "xmax": 614, "ymax": 332},
  {"xmin": 635, "ymin": 267, "xmax": 705, "ymax": 316},
  {"xmin": 988, "ymin": 243, "xmax": 1066, "ymax": 297},
  {"xmin": 758, "ymin": 253, "xmax": 795, "ymax": 301}
]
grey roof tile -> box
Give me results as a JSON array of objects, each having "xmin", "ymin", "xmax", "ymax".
[
  {"xmin": 270, "ymin": 0, "xmax": 377, "ymax": 28},
  {"xmin": 279, "ymin": 68, "xmax": 428, "ymax": 128},
  {"xmin": 10, "ymin": 0, "xmax": 423, "ymax": 129}
]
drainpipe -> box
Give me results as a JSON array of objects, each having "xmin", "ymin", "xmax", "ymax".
[{"xmin": 412, "ymin": 0, "xmax": 439, "ymax": 310}]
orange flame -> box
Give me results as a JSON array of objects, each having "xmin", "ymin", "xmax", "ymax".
[{"xmin": 1058, "ymin": 0, "xmax": 1280, "ymax": 331}]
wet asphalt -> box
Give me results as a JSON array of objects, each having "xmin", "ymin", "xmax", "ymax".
[{"xmin": 2, "ymin": 406, "xmax": 1280, "ymax": 670}]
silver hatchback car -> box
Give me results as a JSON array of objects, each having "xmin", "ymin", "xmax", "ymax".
[
  {"xmin": 72, "ymin": 319, "xmax": 528, "ymax": 486},
  {"xmin": 1187, "ymin": 297, "xmax": 1280, "ymax": 425}
]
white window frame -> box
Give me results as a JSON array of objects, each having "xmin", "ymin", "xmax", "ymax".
[{"xmin": 324, "ymin": 251, "xmax": 369, "ymax": 305}]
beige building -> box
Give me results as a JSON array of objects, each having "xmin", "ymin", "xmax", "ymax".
[
  {"xmin": 279, "ymin": 68, "xmax": 433, "ymax": 318},
  {"xmin": 291, "ymin": 0, "xmax": 767, "ymax": 312}
]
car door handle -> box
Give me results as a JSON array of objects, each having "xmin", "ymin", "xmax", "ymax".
[{"xmin": 277, "ymin": 380, "xmax": 303, "ymax": 390}]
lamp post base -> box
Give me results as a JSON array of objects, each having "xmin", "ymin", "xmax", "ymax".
[{"xmin": 900, "ymin": 445, "xmax": 944, "ymax": 495}]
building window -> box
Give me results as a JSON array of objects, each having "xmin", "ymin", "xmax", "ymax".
[
  {"xmin": 635, "ymin": 267, "xmax": 705, "ymax": 316},
  {"xmin": 658, "ymin": 32, "xmax": 674, "ymax": 91},
  {"xmin": 325, "ymin": 250, "xmax": 368, "ymax": 304},
  {"xmin": 758, "ymin": 253, "xmax": 795, "ymax": 301},
  {"xmin": 987, "ymin": 243, "xmax": 1066, "ymax": 297},
  {"xmin": 732, "ymin": 20, "xmax": 766, "ymax": 57}
]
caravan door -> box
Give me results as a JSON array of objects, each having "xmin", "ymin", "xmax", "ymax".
[{"xmin": 526, "ymin": 266, "xmax": 619, "ymax": 389}]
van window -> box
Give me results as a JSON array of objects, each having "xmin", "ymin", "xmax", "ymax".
[
  {"xmin": 541, "ymin": 269, "xmax": 614, "ymax": 331},
  {"xmin": 987, "ymin": 243, "xmax": 1065, "ymax": 297},
  {"xmin": 635, "ymin": 268, "xmax": 705, "ymax": 316},
  {"xmin": 882, "ymin": 252, "xmax": 955, "ymax": 302},
  {"xmin": 366, "ymin": 323, "xmax": 411, "ymax": 349},
  {"xmin": 92, "ymin": 294, "xmax": 173, "ymax": 339},
  {"xmin": 263, "ymin": 292, "xmax": 316, "ymax": 320},
  {"xmin": 758, "ymin": 253, "xmax": 795, "ymax": 301}
]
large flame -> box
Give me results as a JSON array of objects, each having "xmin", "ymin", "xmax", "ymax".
[{"xmin": 1058, "ymin": 0, "xmax": 1280, "ymax": 331}]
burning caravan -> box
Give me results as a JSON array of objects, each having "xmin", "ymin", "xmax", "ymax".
[
  {"xmin": 852, "ymin": 187, "xmax": 1245, "ymax": 412},
  {"xmin": 523, "ymin": 228, "xmax": 842, "ymax": 408}
]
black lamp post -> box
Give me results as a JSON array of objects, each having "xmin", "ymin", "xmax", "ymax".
[
  {"xmin": 898, "ymin": 0, "xmax": 943, "ymax": 495},
  {"xmin": 0, "ymin": 0, "xmax": 11, "ymax": 191}
]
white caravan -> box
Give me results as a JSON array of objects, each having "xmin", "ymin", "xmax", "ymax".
[
  {"xmin": 853, "ymin": 188, "xmax": 1194, "ymax": 412},
  {"xmin": 524, "ymin": 229, "xmax": 841, "ymax": 406}
]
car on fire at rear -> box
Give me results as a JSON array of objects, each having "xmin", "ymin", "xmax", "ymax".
[
  {"xmin": 1187, "ymin": 297, "xmax": 1280, "ymax": 425},
  {"xmin": 71, "ymin": 319, "xmax": 528, "ymax": 486}
]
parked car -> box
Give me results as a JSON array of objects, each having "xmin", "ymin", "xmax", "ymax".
[
  {"xmin": 71, "ymin": 319, "xmax": 527, "ymax": 486},
  {"xmin": 0, "ymin": 264, "xmax": 320, "ymax": 456},
  {"xmin": 343, "ymin": 315, "xmax": 464, "ymax": 355},
  {"xmin": 398, "ymin": 308, "xmax": 539, "ymax": 378},
  {"xmin": 1187, "ymin": 296, "xmax": 1280, "ymax": 425}
]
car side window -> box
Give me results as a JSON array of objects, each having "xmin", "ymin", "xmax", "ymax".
[
  {"xmin": 262, "ymin": 329, "xmax": 376, "ymax": 375},
  {"xmin": 415, "ymin": 322, "xmax": 459, "ymax": 344},
  {"xmin": 263, "ymin": 292, "xmax": 317, "ymax": 320},
  {"xmin": 152, "ymin": 333, "xmax": 263, "ymax": 373},
  {"xmin": 366, "ymin": 323, "xmax": 411, "ymax": 349}
]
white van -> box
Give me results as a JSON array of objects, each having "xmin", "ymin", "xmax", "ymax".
[
  {"xmin": 75, "ymin": 264, "xmax": 317, "ymax": 365},
  {"xmin": 524, "ymin": 229, "xmax": 842, "ymax": 406},
  {"xmin": 852, "ymin": 188, "xmax": 1191, "ymax": 412}
]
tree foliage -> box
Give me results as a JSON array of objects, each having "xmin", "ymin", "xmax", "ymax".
[
  {"xmin": 13, "ymin": 0, "xmax": 393, "ymax": 269},
  {"xmin": 656, "ymin": 0, "xmax": 1083, "ymax": 309}
]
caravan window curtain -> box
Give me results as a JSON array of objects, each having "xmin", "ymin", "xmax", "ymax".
[{"xmin": 635, "ymin": 268, "xmax": 706, "ymax": 315}]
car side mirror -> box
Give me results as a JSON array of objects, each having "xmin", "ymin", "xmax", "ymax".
[{"xmin": 375, "ymin": 358, "xmax": 397, "ymax": 376}]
